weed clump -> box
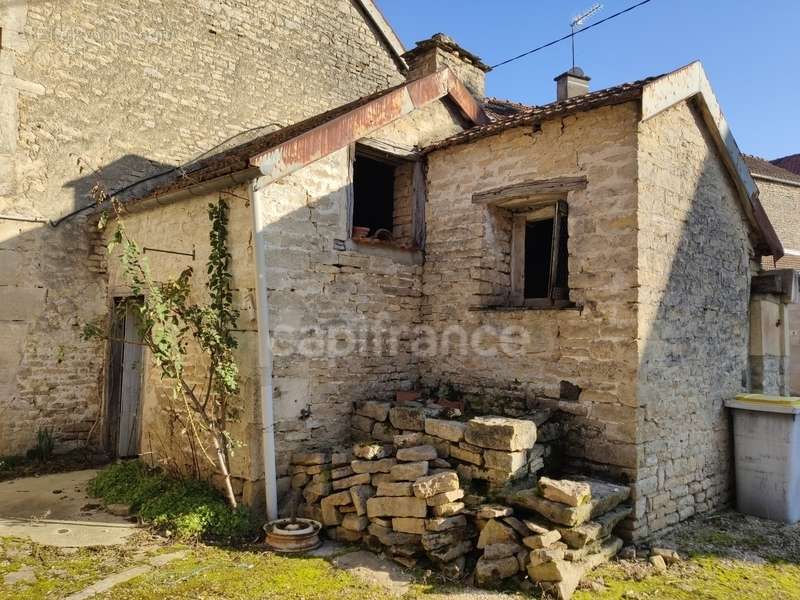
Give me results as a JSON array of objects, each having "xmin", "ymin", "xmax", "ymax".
[{"xmin": 89, "ymin": 461, "xmax": 255, "ymax": 541}]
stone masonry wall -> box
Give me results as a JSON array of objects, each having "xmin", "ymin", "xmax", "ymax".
[
  {"xmin": 104, "ymin": 186, "xmax": 265, "ymax": 505},
  {"xmin": 0, "ymin": 0, "xmax": 404, "ymax": 455},
  {"xmin": 421, "ymin": 104, "xmax": 642, "ymax": 495},
  {"xmin": 634, "ymin": 101, "xmax": 757, "ymax": 537},
  {"xmin": 754, "ymin": 177, "xmax": 800, "ymax": 270}
]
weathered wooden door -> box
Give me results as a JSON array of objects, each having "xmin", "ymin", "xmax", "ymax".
[{"xmin": 107, "ymin": 299, "xmax": 144, "ymax": 457}]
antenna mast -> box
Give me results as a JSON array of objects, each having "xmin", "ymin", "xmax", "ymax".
[{"xmin": 570, "ymin": 3, "xmax": 603, "ymax": 68}]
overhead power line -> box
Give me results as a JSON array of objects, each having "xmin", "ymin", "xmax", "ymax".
[{"xmin": 490, "ymin": 0, "xmax": 655, "ymax": 70}]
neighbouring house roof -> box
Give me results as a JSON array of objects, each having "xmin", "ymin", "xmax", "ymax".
[
  {"xmin": 744, "ymin": 155, "xmax": 800, "ymax": 187},
  {"xmin": 771, "ymin": 153, "xmax": 800, "ymax": 177},
  {"xmin": 482, "ymin": 97, "xmax": 537, "ymax": 120}
]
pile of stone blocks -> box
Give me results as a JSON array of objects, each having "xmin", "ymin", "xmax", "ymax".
[
  {"xmin": 353, "ymin": 400, "xmax": 549, "ymax": 491},
  {"xmin": 509, "ymin": 476, "xmax": 632, "ymax": 599}
]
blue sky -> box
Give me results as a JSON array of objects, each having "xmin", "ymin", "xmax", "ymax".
[{"xmin": 377, "ymin": 0, "xmax": 799, "ymax": 159}]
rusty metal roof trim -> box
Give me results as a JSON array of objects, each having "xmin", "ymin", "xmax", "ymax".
[{"xmin": 250, "ymin": 68, "xmax": 489, "ymax": 185}]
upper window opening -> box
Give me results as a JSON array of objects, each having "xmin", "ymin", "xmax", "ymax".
[{"xmin": 353, "ymin": 154, "xmax": 396, "ymax": 237}]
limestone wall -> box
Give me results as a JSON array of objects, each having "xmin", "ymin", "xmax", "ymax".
[
  {"xmin": 0, "ymin": 0, "xmax": 404, "ymax": 455},
  {"xmin": 104, "ymin": 187, "xmax": 264, "ymax": 503},
  {"xmin": 635, "ymin": 101, "xmax": 756, "ymax": 537},
  {"xmin": 421, "ymin": 104, "xmax": 641, "ymax": 486},
  {"xmin": 754, "ymin": 177, "xmax": 800, "ymax": 270}
]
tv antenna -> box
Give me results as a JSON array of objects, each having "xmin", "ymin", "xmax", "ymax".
[{"xmin": 570, "ymin": 3, "xmax": 603, "ymax": 68}]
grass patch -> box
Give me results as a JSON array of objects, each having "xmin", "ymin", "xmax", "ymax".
[
  {"xmin": 88, "ymin": 461, "xmax": 255, "ymax": 541},
  {"xmin": 92, "ymin": 546, "xmax": 392, "ymax": 600}
]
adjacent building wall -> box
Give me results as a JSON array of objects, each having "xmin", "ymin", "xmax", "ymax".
[
  {"xmin": 421, "ymin": 103, "xmax": 642, "ymax": 490},
  {"xmin": 635, "ymin": 100, "xmax": 756, "ymax": 537},
  {"xmin": 0, "ymin": 0, "xmax": 405, "ymax": 455},
  {"xmin": 754, "ymin": 177, "xmax": 800, "ymax": 270}
]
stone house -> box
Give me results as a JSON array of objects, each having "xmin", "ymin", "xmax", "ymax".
[
  {"xmin": 92, "ymin": 28, "xmax": 793, "ymax": 540},
  {"xmin": 1, "ymin": 2, "xmax": 796, "ymax": 541},
  {"xmin": 0, "ymin": 0, "xmax": 407, "ymax": 454}
]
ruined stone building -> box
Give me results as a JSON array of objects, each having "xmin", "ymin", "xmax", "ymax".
[{"xmin": 2, "ymin": 3, "xmax": 799, "ymax": 541}]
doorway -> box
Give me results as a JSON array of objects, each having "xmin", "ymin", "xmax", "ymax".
[
  {"xmin": 790, "ymin": 304, "xmax": 800, "ymax": 396},
  {"xmin": 106, "ymin": 298, "xmax": 144, "ymax": 458}
]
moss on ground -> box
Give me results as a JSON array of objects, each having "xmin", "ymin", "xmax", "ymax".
[
  {"xmin": 0, "ymin": 536, "xmax": 162, "ymax": 600},
  {"xmin": 92, "ymin": 546, "xmax": 392, "ymax": 600}
]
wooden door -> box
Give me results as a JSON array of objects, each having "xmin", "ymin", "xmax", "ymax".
[{"xmin": 107, "ymin": 299, "xmax": 144, "ymax": 457}]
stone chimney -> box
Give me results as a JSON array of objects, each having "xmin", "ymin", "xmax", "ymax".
[
  {"xmin": 554, "ymin": 67, "xmax": 590, "ymax": 101},
  {"xmin": 402, "ymin": 33, "xmax": 490, "ymax": 98}
]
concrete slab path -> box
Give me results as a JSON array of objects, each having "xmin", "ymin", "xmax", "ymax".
[{"xmin": 0, "ymin": 469, "xmax": 138, "ymax": 546}]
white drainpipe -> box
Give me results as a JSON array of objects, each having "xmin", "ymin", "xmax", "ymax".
[{"xmin": 249, "ymin": 179, "xmax": 279, "ymax": 521}]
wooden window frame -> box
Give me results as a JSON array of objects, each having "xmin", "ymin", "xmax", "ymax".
[{"xmin": 510, "ymin": 199, "xmax": 569, "ymax": 308}]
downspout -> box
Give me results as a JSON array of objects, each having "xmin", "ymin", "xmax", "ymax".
[{"xmin": 249, "ymin": 179, "xmax": 279, "ymax": 521}]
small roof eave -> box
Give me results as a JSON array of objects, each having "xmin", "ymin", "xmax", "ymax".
[{"xmin": 641, "ymin": 61, "xmax": 783, "ymax": 259}]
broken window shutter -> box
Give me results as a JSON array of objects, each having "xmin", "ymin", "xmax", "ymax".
[{"xmin": 550, "ymin": 200, "xmax": 569, "ymax": 301}]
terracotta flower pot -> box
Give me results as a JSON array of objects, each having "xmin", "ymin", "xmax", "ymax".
[{"xmin": 352, "ymin": 226, "xmax": 370, "ymax": 239}]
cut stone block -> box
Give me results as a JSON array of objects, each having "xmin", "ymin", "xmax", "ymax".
[
  {"xmin": 475, "ymin": 555, "xmax": 519, "ymax": 585},
  {"xmin": 334, "ymin": 526, "xmax": 363, "ymax": 543},
  {"xmin": 477, "ymin": 519, "xmax": 517, "ymax": 548},
  {"xmin": 424, "ymin": 418, "xmax": 467, "ymax": 442},
  {"xmin": 392, "ymin": 517, "xmax": 427, "ymax": 534},
  {"xmin": 356, "ymin": 401, "xmax": 391, "ymax": 422},
  {"xmin": 352, "ymin": 414, "xmax": 375, "ymax": 433},
  {"xmin": 503, "ymin": 516, "xmax": 530, "ymax": 538},
  {"xmin": 483, "ymin": 542, "xmax": 524, "ymax": 560},
  {"xmin": 366, "ymin": 496, "xmax": 427, "ymax": 518},
  {"xmin": 412, "ymin": 471, "xmax": 459, "ymax": 498},
  {"xmin": 533, "ymin": 537, "xmax": 623, "ymax": 600},
  {"xmin": 341, "ymin": 514, "xmax": 369, "ymax": 532},
  {"xmin": 430, "ymin": 501, "xmax": 464, "ymax": 517},
  {"xmin": 464, "ymin": 417, "xmax": 537, "ymax": 451},
  {"xmin": 352, "ymin": 442, "xmax": 394, "ymax": 460},
  {"xmin": 557, "ymin": 505, "xmax": 632, "ymax": 549},
  {"xmin": 421, "ymin": 527, "xmax": 466, "ymax": 550},
  {"xmin": 321, "ymin": 502, "xmax": 343, "ymax": 527},
  {"xmin": 372, "ymin": 421, "xmax": 398, "ymax": 442},
  {"xmin": 427, "ymin": 488, "xmax": 464, "ymax": 506},
  {"xmin": 351, "ymin": 458, "xmax": 396, "ymax": 474},
  {"xmin": 428, "ymin": 540, "xmax": 472, "ymax": 563},
  {"xmin": 477, "ymin": 504, "xmax": 513, "ymax": 519},
  {"xmin": 332, "ymin": 473, "xmax": 371, "ymax": 490},
  {"xmin": 651, "ymin": 547, "xmax": 681, "ymax": 564},
  {"xmin": 389, "ymin": 461, "xmax": 429, "ymax": 482},
  {"xmin": 530, "ymin": 546, "xmax": 566, "ymax": 566},
  {"xmin": 523, "ymin": 529, "xmax": 562, "ymax": 549},
  {"xmin": 484, "ymin": 449, "xmax": 527, "ymax": 472},
  {"xmin": 426, "ymin": 515, "xmax": 467, "ymax": 532},
  {"xmin": 389, "ymin": 406, "xmax": 425, "ymax": 431},
  {"xmin": 394, "ymin": 432, "xmax": 425, "ymax": 448},
  {"xmin": 331, "ymin": 465, "xmax": 354, "ymax": 480},
  {"xmin": 396, "ymin": 445, "xmax": 437, "ymax": 462},
  {"xmin": 371, "ymin": 473, "xmax": 392, "ymax": 487},
  {"xmin": 349, "ymin": 484, "xmax": 376, "ymax": 517},
  {"xmin": 368, "ymin": 522, "xmax": 421, "ymax": 546},
  {"xmin": 449, "ymin": 443, "xmax": 483, "ymax": 465},
  {"xmin": 291, "ymin": 472, "xmax": 310, "ymax": 489},
  {"xmin": 377, "ymin": 481, "xmax": 413, "ymax": 497},
  {"xmin": 332, "ymin": 451, "xmax": 352, "ymax": 466},
  {"xmin": 539, "ymin": 477, "xmax": 592, "ymax": 507},
  {"xmin": 303, "ymin": 481, "xmax": 332, "ymax": 504},
  {"xmin": 292, "ymin": 452, "xmax": 331, "ymax": 466},
  {"xmin": 511, "ymin": 479, "xmax": 630, "ymax": 527}
]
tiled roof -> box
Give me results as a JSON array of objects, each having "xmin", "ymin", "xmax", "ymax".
[
  {"xmin": 772, "ymin": 153, "xmax": 800, "ymax": 177},
  {"xmin": 424, "ymin": 76, "xmax": 660, "ymax": 153},
  {"xmin": 482, "ymin": 97, "xmax": 536, "ymax": 121},
  {"xmin": 744, "ymin": 154, "xmax": 800, "ymax": 186}
]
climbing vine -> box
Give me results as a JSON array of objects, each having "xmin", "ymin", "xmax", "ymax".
[{"xmin": 85, "ymin": 187, "xmax": 242, "ymax": 508}]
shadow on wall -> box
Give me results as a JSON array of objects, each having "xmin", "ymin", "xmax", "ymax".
[
  {"xmin": 0, "ymin": 154, "xmax": 175, "ymax": 457},
  {"xmin": 632, "ymin": 104, "xmax": 755, "ymax": 536}
]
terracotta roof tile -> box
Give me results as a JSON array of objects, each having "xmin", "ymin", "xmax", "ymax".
[
  {"xmin": 744, "ymin": 154, "xmax": 800, "ymax": 185},
  {"xmin": 424, "ymin": 76, "xmax": 660, "ymax": 153}
]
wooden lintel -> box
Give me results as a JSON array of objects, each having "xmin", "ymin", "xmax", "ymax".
[{"xmin": 472, "ymin": 176, "xmax": 588, "ymax": 206}]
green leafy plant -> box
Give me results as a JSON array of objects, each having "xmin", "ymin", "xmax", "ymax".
[
  {"xmin": 26, "ymin": 427, "xmax": 55, "ymax": 461},
  {"xmin": 89, "ymin": 461, "xmax": 254, "ymax": 540},
  {"xmin": 84, "ymin": 184, "xmax": 242, "ymax": 507}
]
